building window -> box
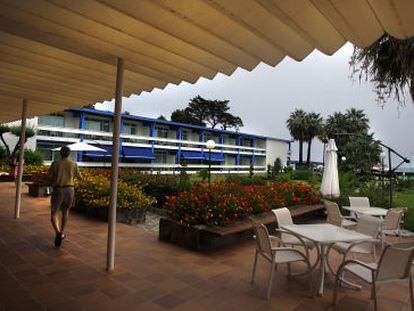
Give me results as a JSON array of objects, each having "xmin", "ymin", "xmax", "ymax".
[
  {"xmin": 154, "ymin": 150, "xmax": 168, "ymax": 163},
  {"xmin": 85, "ymin": 118, "xmax": 110, "ymax": 132},
  {"xmin": 181, "ymin": 130, "xmax": 188, "ymax": 141},
  {"xmin": 156, "ymin": 126, "xmax": 168, "ymax": 139},
  {"xmin": 204, "ymin": 133, "xmax": 219, "ymax": 142},
  {"xmin": 123, "ymin": 122, "xmax": 137, "ymax": 135},
  {"xmin": 38, "ymin": 114, "xmax": 65, "ymax": 127}
]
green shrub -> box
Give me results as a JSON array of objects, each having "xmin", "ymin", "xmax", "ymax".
[
  {"xmin": 224, "ymin": 174, "xmax": 267, "ymax": 186},
  {"xmin": 0, "ymin": 146, "xmax": 6, "ymax": 160},
  {"xmin": 24, "ymin": 149, "xmax": 43, "ymax": 165},
  {"xmin": 198, "ymin": 168, "xmax": 209, "ymax": 181},
  {"xmin": 121, "ymin": 171, "xmax": 187, "ymax": 208},
  {"xmin": 291, "ymin": 169, "xmax": 314, "ymax": 181}
]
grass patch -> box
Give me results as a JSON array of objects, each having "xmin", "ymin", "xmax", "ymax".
[{"xmin": 394, "ymin": 189, "xmax": 414, "ymax": 231}]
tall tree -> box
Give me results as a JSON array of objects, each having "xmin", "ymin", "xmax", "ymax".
[
  {"xmin": 0, "ymin": 125, "xmax": 35, "ymax": 161},
  {"xmin": 171, "ymin": 108, "xmax": 204, "ymax": 126},
  {"xmin": 325, "ymin": 108, "xmax": 381, "ymax": 172},
  {"xmin": 304, "ymin": 112, "xmax": 323, "ymax": 165},
  {"xmin": 170, "ymin": 95, "xmax": 243, "ymax": 130},
  {"xmin": 286, "ymin": 109, "xmax": 307, "ymax": 165},
  {"xmin": 350, "ymin": 34, "xmax": 414, "ymax": 106}
]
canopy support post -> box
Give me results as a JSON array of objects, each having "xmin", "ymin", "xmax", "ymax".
[
  {"xmin": 107, "ymin": 57, "xmax": 124, "ymax": 271},
  {"xmin": 14, "ymin": 99, "xmax": 27, "ymax": 219}
]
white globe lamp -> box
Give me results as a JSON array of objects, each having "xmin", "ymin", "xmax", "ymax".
[{"xmin": 206, "ymin": 139, "xmax": 216, "ymax": 150}]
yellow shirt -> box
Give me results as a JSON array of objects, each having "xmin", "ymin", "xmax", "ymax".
[{"xmin": 47, "ymin": 158, "xmax": 82, "ymax": 187}]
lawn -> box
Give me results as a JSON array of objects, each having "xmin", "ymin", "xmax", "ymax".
[{"xmin": 394, "ymin": 188, "xmax": 414, "ymax": 231}]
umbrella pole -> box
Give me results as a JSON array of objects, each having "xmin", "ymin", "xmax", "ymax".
[{"xmin": 107, "ymin": 57, "xmax": 124, "ymax": 271}]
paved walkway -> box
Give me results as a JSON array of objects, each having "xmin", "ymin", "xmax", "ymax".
[{"xmin": 0, "ymin": 182, "xmax": 412, "ymax": 310}]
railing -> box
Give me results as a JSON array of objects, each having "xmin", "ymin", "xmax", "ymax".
[{"xmin": 36, "ymin": 125, "xmax": 268, "ymax": 154}]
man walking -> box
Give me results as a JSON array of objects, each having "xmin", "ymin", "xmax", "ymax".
[{"xmin": 47, "ymin": 146, "xmax": 81, "ymax": 247}]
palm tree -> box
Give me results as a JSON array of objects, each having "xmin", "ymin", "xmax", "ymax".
[
  {"xmin": 350, "ymin": 34, "xmax": 414, "ymax": 106},
  {"xmin": 345, "ymin": 108, "xmax": 369, "ymax": 133},
  {"xmin": 304, "ymin": 112, "xmax": 323, "ymax": 166},
  {"xmin": 286, "ymin": 109, "xmax": 307, "ymax": 165}
]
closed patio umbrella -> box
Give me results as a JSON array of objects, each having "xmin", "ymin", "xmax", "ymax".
[{"xmin": 321, "ymin": 139, "xmax": 340, "ymax": 198}]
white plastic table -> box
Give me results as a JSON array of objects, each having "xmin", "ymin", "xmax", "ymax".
[
  {"xmin": 342, "ymin": 206, "xmax": 388, "ymax": 217},
  {"xmin": 281, "ymin": 223, "xmax": 372, "ymax": 296}
]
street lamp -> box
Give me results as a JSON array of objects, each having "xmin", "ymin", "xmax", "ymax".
[
  {"xmin": 341, "ymin": 156, "xmax": 347, "ymax": 162},
  {"xmin": 206, "ymin": 139, "xmax": 216, "ymax": 184}
]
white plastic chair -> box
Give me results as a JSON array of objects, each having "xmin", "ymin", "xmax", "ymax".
[
  {"xmin": 327, "ymin": 215, "xmax": 382, "ymax": 280},
  {"xmin": 381, "ymin": 208, "xmax": 405, "ymax": 244},
  {"xmin": 349, "ymin": 196, "xmax": 370, "ymax": 219},
  {"xmin": 333, "ymin": 241, "xmax": 414, "ymax": 311},
  {"xmin": 349, "ymin": 197, "xmax": 371, "ymax": 208},
  {"xmin": 324, "ymin": 200, "xmax": 356, "ymax": 228},
  {"xmin": 251, "ymin": 223, "xmax": 313, "ymax": 300},
  {"xmin": 273, "ymin": 207, "xmax": 320, "ymax": 269}
]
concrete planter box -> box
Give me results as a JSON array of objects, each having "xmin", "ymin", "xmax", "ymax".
[
  {"xmin": 159, "ymin": 205, "xmax": 324, "ymax": 251},
  {"xmin": 27, "ymin": 183, "xmax": 52, "ymax": 197},
  {"xmin": 73, "ymin": 202, "xmax": 147, "ymax": 225}
]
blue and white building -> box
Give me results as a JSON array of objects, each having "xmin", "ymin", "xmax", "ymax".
[{"xmin": 29, "ymin": 108, "xmax": 291, "ymax": 174}]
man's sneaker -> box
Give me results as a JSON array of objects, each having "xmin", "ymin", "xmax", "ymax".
[{"xmin": 54, "ymin": 232, "xmax": 62, "ymax": 248}]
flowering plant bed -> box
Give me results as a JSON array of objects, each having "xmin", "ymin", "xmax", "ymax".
[
  {"xmin": 74, "ymin": 170, "xmax": 156, "ymax": 224},
  {"xmin": 160, "ymin": 181, "xmax": 322, "ymax": 250},
  {"xmin": 164, "ymin": 182, "xmax": 321, "ymax": 226}
]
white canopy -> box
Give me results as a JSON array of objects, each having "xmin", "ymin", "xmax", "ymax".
[
  {"xmin": 321, "ymin": 139, "xmax": 340, "ymax": 198},
  {"xmin": 0, "ymin": 1, "xmax": 414, "ymax": 123},
  {"xmin": 52, "ymin": 141, "xmax": 107, "ymax": 152}
]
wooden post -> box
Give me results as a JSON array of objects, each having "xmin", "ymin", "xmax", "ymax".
[
  {"xmin": 107, "ymin": 58, "xmax": 124, "ymax": 271},
  {"xmin": 14, "ymin": 99, "xmax": 28, "ymax": 219}
]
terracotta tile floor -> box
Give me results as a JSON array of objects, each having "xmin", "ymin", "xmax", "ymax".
[{"xmin": 0, "ymin": 182, "xmax": 412, "ymax": 310}]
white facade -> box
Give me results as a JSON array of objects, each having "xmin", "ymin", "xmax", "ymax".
[{"xmin": 2, "ymin": 109, "xmax": 291, "ymax": 174}]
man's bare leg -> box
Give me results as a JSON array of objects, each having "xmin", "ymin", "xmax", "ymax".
[
  {"xmin": 51, "ymin": 212, "xmax": 61, "ymax": 235},
  {"xmin": 61, "ymin": 208, "xmax": 70, "ymax": 238}
]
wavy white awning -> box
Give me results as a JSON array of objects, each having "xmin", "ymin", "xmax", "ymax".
[{"xmin": 0, "ymin": 0, "xmax": 413, "ymax": 123}]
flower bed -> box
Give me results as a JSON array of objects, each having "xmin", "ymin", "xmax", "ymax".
[
  {"xmin": 164, "ymin": 181, "xmax": 321, "ymax": 227},
  {"xmin": 74, "ymin": 170, "xmax": 156, "ymax": 224}
]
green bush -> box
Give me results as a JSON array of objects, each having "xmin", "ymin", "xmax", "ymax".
[
  {"xmin": 291, "ymin": 168, "xmax": 314, "ymax": 181},
  {"xmin": 24, "ymin": 149, "xmax": 43, "ymax": 165},
  {"xmin": 121, "ymin": 171, "xmax": 188, "ymax": 208},
  {"xmin": 224, "ymin": 174, "xmax": 267, "ymax": 186},
  {"xmin": 0, "ymin": 146, "xmax": 6, "ymax": 160},
  {"xmin": 198, "ymin": 168, "xmax": 209, "ymax": 181}
]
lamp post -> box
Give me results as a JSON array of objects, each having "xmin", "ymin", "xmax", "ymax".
[{"xmin": 206, "ymin": 139, "xmax": 216, "ymax": 184}]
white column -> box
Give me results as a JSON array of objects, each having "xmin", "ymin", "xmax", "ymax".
[
  {"xmin": 14, "ymin": 99, "xmax": 28, "ymax": 219},
  {"xmin": 107, "ymin": 57, "xmax": 124, "ymax": 271}
]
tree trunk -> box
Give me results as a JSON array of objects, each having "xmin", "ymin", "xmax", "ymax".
[
  {"xmin": 298, "ymin": 140, "xmax": 303, "ymax": 165},
  {"xmin": 306, "ymin": 139, "xmax": 312, "ymax": 166},
  {"xmin": 0, "ymin": 134, "xmax": 11, "ymax": 158}
]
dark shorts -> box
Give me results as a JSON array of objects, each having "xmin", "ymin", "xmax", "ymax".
[{"xmin": 51, "ymin": 187, "xmax": 74, "ymax": 214}]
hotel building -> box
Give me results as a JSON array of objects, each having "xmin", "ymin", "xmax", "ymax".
[{"xmin": 24, "ymin": 108, "xmax": 291, "ymax": 174}]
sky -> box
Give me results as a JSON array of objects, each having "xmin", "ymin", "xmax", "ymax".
[{"xmin": 97, "ymin": 43, "xmax": 414, "ymax": 164}]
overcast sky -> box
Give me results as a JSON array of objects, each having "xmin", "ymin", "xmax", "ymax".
[{"xmin": 97, "ymin": 43, "xmax": 414, "ymax": 164}]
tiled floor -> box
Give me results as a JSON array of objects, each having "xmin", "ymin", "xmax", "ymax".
[{"xmin": 0, "ymin": 182, "xmax": 412, "ymax": 310}]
